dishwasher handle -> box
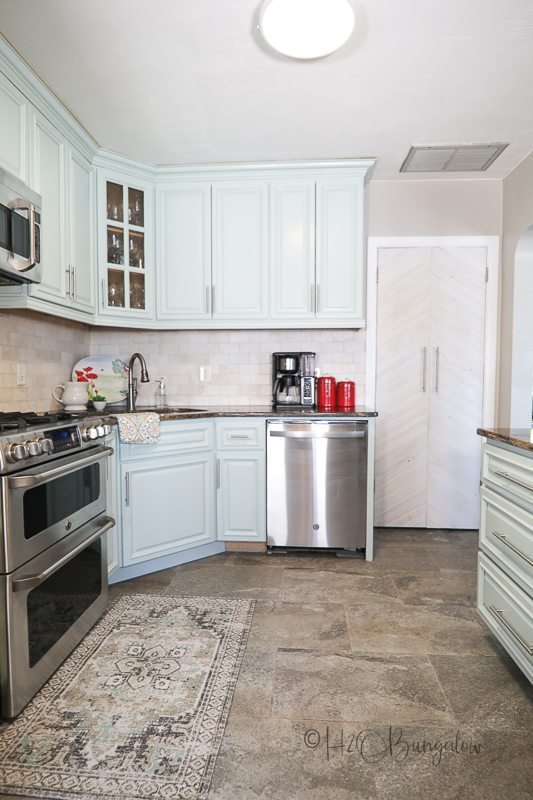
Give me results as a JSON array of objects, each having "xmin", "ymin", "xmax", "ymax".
[{"xmin": 269, "ymin": 430, "xmax": 366, "ymax": 439}]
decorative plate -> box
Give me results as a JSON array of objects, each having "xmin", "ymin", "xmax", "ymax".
[{"xmin": 72, "ymin": 355, "xmax": 128, "ymax": 405}]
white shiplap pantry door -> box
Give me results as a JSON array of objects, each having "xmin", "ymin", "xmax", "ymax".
[{"xmin": 375, "ymin": 246, "xmax": 487, "ymax": 528}]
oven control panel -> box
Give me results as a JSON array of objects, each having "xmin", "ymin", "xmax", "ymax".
[{"xmin": 1, "ymin": 421, "xmax": 111, "ymax": 470}]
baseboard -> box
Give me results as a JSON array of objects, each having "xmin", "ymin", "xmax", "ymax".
[{"xmin": 225, "ymin": 541, "xmax": 267, "ymax": 552}]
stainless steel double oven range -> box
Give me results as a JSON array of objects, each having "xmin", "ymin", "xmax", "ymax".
[{"xmin": 0, "ymin": 411, "xmax": 115, "ymax": 717}]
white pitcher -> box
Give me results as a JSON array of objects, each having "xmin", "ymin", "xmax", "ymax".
[{"xmin": 52, "ymin": 382, "xmax": 89, "ymax": 411}]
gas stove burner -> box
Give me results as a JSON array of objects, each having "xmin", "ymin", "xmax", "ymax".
[{"xmin": 0, "ymin": 411, "xmax": 85, "ymax": 432}]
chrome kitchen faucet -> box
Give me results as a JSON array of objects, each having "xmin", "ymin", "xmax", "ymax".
[{"xmin": 127, "ymin": 353, "xmax": 150, "ymax": 411}]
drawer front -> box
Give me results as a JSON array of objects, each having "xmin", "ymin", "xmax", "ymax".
[
  {"xmin": 216, "ymin": 418, "xmax": 266, "ymax": 450},
  {"xmin": 478, "ymin": 553, "xmax": 533, "ymax": 683},
  {"xmin": 482, "ymin": 442, "xmax": 533, "ymax": 510},
  {"xmin": 120, "ymin": 419, "xmax": 213, "ymax": 461},
  {"xmin": 480, "ymin": 486, "xmax": 533, "ymax": 590}
]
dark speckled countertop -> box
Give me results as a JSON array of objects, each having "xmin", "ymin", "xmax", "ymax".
[
  {"xmin": 114, "ymin": 405, "xmax": 378, "ymax": 421},
  {"xmin": 477, "ymin": 427, "xmax": 533, "ymax": 453}
]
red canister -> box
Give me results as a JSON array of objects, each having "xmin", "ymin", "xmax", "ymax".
[
  {"xmin": 317, "ymin": 376, "xmax": 336, "ymax": 408},
  {"xmin": 337, "ymin": 380, "xmax": 355, "ymax": 408}
]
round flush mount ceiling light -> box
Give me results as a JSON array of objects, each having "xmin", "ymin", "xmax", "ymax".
[{"xmin": 259, "ymin": 0, "xmax": 356, "ymax": 60}]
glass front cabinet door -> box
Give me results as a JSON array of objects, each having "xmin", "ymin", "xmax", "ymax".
[{"xmin": 97, "ymin": 171, "xmax": 154, "ymax": 321}]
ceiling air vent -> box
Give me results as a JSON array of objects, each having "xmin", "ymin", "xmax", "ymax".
[{"xmin": 400, "ymin": 143, "xmax": 509, "ymax": 173}]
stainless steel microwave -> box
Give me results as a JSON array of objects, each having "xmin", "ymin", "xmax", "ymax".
[{"xmin": 0, "ymin": 167, "xmax": 42, "ymax": 284}]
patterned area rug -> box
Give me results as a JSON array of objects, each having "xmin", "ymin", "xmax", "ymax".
[{"xmin": 0, "ymin": 594, "xmax": 255, "ymax": 800}]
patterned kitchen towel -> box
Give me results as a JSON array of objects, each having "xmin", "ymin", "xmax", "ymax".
[{"xmin": 117, "ymin": 412, "xmax": 160, "ymax": 444}]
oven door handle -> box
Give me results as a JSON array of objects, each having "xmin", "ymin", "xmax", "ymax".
[
  {"xmin": 7, "ymin": 446, "xmax": 114, "ymax": 489},
  {"xmin": 12, "ymin": 515, "xmax": 115, "ymax": 593}
]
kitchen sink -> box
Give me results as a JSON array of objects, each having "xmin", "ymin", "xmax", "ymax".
[{"xmin": 135, "ymin": 406, "xmax": 210, "ymax": 414}]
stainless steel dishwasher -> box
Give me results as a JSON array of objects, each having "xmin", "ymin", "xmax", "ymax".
[{"xmin": 267, "ymin": 419, "xmax": 367, "ymax": 550}]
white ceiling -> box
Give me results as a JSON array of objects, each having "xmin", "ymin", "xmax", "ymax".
[{"xmin": 1, "ymin": 0, "xmax": 532, "ymax": 180}]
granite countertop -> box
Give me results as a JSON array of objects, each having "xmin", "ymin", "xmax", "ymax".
[
  {"xmin": 114, "ymin": 405, "xmax": 378, "ymax": 421},
  {"xmin": 477, "ymin": 427, "xmax": 533, "ymax": 453}
]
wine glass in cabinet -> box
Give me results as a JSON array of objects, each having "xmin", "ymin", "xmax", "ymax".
[{"xmin": 99, "ymin": 173, "xmax": 153, "ymax": 319}]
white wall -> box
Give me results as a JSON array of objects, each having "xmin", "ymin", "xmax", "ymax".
[
  {"xmin": 500, "ymin": 150, "xmax": 533, "ymax": 426},
  {"xmin": 366, "ymin": 179, "xmax": 502, "ymax": 237}
]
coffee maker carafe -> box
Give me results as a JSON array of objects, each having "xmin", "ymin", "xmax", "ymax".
[{"xmin": 272, "ymin": 352, "xmax": 316, "ymax": 407}]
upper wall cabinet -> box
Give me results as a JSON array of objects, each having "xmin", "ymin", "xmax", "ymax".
[
  {"xmin": 316, "ymin": 179, "xmax": 364, "ymax": 321},
  {"xmin": 95, "ymin": 168, "xmax": 155, "ymax": 323},
  {"xmin": 212, "ymin": 181, "xmax": 269, "ymax": 320},
  {"xmin": 29, "ymin": 110, "xmax": 95, "ymax": 314},
  {"xmin": 157, "ymin": 182, "xmax": 211, "ymax": 320},
  {"xmin": 0, "ymin": 71, "xmax": 29, "ymax": 182},
  {"xmin": 156, "ymin": 162, "xmax": 373, "ymax": 329}
]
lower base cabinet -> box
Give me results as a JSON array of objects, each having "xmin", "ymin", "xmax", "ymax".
[
  {"xmin": 217, "ymin": 451, "xmax": 266, "ymax": 542},
  {"xmin": 478, "ymin": 439, "xmax": 533, "ymax": 685},
  {"xmin": 121, "ymin": 452, "xmax": 215, "ymax": 567}
]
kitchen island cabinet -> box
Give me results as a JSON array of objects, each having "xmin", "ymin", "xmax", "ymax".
[{"xmin": 477, "ymin": 429, "xmax": 533, "ymax": 684}]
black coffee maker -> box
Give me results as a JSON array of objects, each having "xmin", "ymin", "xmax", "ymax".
[{"xmin": 272, "ymin": 352, "xmax": 316, "ymax": 407}]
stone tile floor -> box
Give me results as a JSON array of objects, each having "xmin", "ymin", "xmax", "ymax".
[
  {"xmin": 109, "ymin": 528, "xmax": 533, "ymax": 800},
  {"xmin": 5, "ymin": 529, "xmax": 531, "ymax": 800}
]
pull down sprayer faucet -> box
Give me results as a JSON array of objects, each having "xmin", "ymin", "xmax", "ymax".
[{"xmin": 127, "ymin": 353, "xmax": 150, "ymax": 412}]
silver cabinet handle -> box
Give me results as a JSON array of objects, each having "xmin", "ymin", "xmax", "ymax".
[
  {"xmin": 217, "ymin": 458, "xmax": 220, "ymax": 489},
  {"xmin": 101, "ymin": 278, "xmax": 107, "ymax": 309},
  {"xmin": 489, "ymin": 605, "xmax": 533, "ymax": 655},
  {"xmin": 434, "ymin": 347, "xmax": 439, "ymax": 393},
  {"xmin": 422, "ymin": 347, "xmax": 427, "ymax": 393},
  {"xmin": 494, "ymin": 471, "xmax": 533, "ymax": 494},
  {"xmin": 206, "ymin": 285, "xmax": 211, "ymax": 314},
  {"xmin": 316, "ymin": 283, "xmax": 320, "ymax": 313},
  {"xmin": 72, "ymin": 265, "xmax": 77, "ymax": 301},
  {"xmin": 212, "ymin": 285, "xmax": 216, "ymax": 313},
  {"xmin": 230, "ymin": 434, "xmax": 249, "ymax": 439},
  {"xmin": 492, "ymin": 531, "xmax": 533, "ymax": 568},
  {"xmin": 66, "ymin": 266, "xmax": 72, "ymax": 299},
  {"xmin": 12, "ymin": 516, "xmax": 115, "ymax": 593},
  {"xmin": 8, "ymin": 446, "xmax": 114, "ymax": 488},
  {"xmin": 269, "ymin": 430, "xmax": 365, "ymax": 439},
  {"xmin": 125, "ymin": 472, "xmax": 130, "ymax": 507}
]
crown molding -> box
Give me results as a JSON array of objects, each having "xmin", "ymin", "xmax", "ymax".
[{"xmin": 0, "ymin": 34, "xmax": 98, "ymax": 164}]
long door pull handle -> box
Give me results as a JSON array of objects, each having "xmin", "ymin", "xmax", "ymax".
[
  {"xmin": 489, "ymin": 606, "xmax": 533, "ymax": 655},
  {"xmin": 494, "ymin": 471, "xmax": 533, "ymax": 494},
  {"xmin": 492, "ymin": 531, "xmax": 533, "ymax": 568}
]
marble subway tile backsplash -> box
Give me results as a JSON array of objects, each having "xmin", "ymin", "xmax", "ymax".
[
  {"xmin": 0, "ymin": 309, "xmax": 91, "ymax": 412},
  {"xmin": 89, "ymin": 327, "xmax": 367, "ymax": 407},
  {"xmin": 0, "ymin": 309, "xmax": 367, "ymax": 411}
]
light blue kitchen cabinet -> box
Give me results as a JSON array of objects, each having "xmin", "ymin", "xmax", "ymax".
[
  {"xmin": 66, "ymin": 146, "xmax": 95, "ymax": 314},
  {"xmin": 121, "ymin": 451, "xmax": 216, "ymax": 567},
  {"xmin": 27, "ymin": 109, "xmax": 67, "ymax": 308},
  {"xmin": 315, "ymin": 178, "xmax": 364, "ymax": 323},
  {"xmin": 270, "ymin": 180, "xmax": 316, "ymax": 320},
  {"xmin": 95, "ymin": 166, "xmax": 155, "ymax": 324},
  {"xmin": 118, "ymin": 419, "xmax": 218, "ymax": 571},
  {"xmin": 212, "ymin": 181, "xmax": 269, "ymax": 320},
  {"xmin": 0, "ymin": 70, "xmax": 28, "ymax": 182},
  {"xmin": 217, "ymin": 452, "xmax": 266, "ymax": 542},
  {"xmin": 27, "ymin": 110, "xmax": 95, "ymax": 315},
  {"xmin": 104, "ymin": 428, "xmax": 120, "ymax": 577},
  {"xmin": 215, "ymin": 418, "xmax": 266, "ymax": 542},
  {"xmin": 156, "ymin": 182, "xmax": 212, "ymax": 320}
]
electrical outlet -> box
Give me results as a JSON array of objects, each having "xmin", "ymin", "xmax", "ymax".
[
  {"xmin": 200, "ymin": 365, "xmax": 212, "ymax": 383},
  {"xmin": 17, "ymin": 363, "xmax": 26, "ymax": 386}
]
